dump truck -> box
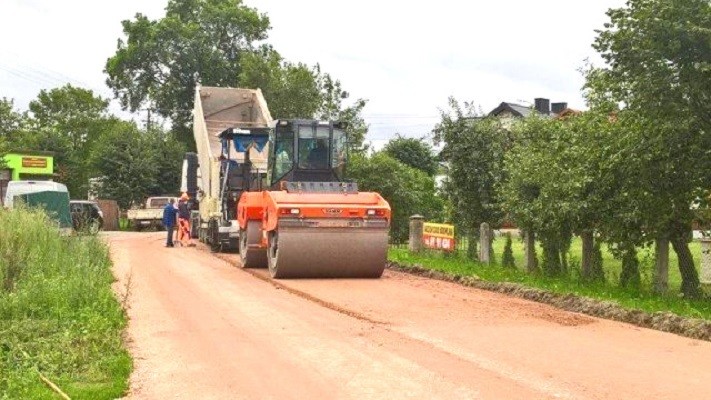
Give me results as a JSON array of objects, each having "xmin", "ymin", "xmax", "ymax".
[
  {"xmin": 185, "ymin": 86, "xmax": 272, "ymax": 251},
  {"xmin": 187, "ymin": 85, "xmax": 391, "ymax": 278}
]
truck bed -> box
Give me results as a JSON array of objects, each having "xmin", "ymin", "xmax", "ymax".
[{"xmin": 193, "ymin": 86, "xmax": 273, "ymax": 200}]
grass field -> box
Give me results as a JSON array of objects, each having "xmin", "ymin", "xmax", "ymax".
[
  {"xmin": 0, "ymin": 208, "xmax": 130, "ymax": 399},
  {"xmin": 488, "ymin": 235, "xmax": 699, "ymax": 291},
  {"xmin": 389, "ymin": 235, "xmax": 711, "ymax": 320}
]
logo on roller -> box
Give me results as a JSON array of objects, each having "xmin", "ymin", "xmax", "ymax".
[{"xmin": 323, "ymin": 208, "xmax": 342, "ymax": 215}]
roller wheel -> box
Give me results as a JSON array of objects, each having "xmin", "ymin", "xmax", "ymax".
[
  {"xmin": 239, "ymin": 220, "xmax": 267, "ymax": 268},
  {"xmin": 267, "ymin": 231, "xmax": 282, "ymax": 278}
]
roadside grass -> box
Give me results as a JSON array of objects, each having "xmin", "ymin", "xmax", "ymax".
[
  {"xmin": 119, "ymin": 217, "xmax": 132, "ymax": 231},
  {"xmin": 389, "ymin": 236, "xmax": 711, "ymax": 321},
  {"xmin": 0, "ymin": 207, "xmax": 130, "ymax": 399}
]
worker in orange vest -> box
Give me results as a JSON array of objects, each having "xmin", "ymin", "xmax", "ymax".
[{"xmin": 176, "ymin": 193, "xmax": 194, "ymax": 246}]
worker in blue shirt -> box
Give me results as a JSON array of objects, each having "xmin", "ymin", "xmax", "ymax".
[{"xmin": 162, "ymin": 199, "xmax": 178, "ymax": 247}]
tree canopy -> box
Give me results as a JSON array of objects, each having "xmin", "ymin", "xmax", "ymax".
[
  {"xmin": 383, "ymin": 134, "xmax": 438, "ymax": 176},
  {"xmin": 105, "ymin": 0, "xmax": 271, "ymax": 144},
  {"xmin": 433, "ymin": 98, "xmax": 507, "ymax": 243},
  {"xmin": 105, "ymin": 0, "xmax": 369, "ymax": 149},
  {"xmin": 583, "ymin": 0, "xmax": 711, "ymax": 297}
]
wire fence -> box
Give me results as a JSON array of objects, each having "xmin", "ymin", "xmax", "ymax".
[{"xmin": 389, "ymin": 229, "xmax": 524, "ymax": 260}]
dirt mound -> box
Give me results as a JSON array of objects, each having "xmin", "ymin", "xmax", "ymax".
[{"xmin": 387, "ymin": 261, "xmax": 711, "ymax": 341}]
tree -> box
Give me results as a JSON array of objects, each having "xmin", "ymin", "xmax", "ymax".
[
  {"xmin": 239, "ymin": 48, "xmax": 321, "ymax": 119},
  {"xmin": 501, "ymin": 233, "xmax": 515, "ymax": 269},
  {"xmin": 592, "ymin": 0, "xmax": 711, "ymax": 134},
  {"xmin": 143, "ymin": 128, "xmax": 186, "ymax": 196},
  {"xmin": 105, "ymin": 0, "xmax": 271, "ymax": 145},
  {"xmin": 90, "ymin": 121, "xmax": 162, "ymax": 209},
  {"xmin": 0, "ymin": 98, "xmax": 26, "ymax": 169},
  {"xmin": 501, "ymin": 115, "xmax": 573, "ymax": 276},
  {"xmin": 315, "ymin": 70, "xmax": 369, "ymax": 150},
  {"xmin": 0, "ymin": 98, "xmax": 26, "ymax": 140},
  {"xmin": 587, "ymin": 0, "xmax": 711, "ymax": 297},
  {"xmin": 348, "ymin": 152, "xmax": 443, "ymax": 243},
  {"xmin": 433, "ymin": 98, "xmax": 507, "ymax": 258},
  {"xmin": 0, "ymin": 135, "xmax": 7, "ymax": 170},
  {"xmin": 383, "ymin": 134, "xmax": 438, "ymax": 176},
  {"xmin": 24, "ymin": 85, "xmax": 111, "ymax": 198}
]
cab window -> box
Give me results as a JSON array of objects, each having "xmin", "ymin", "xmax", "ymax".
[
  {"xmin": 298, "ymin": 125, "xmax": 330, "ymax": 169},
  {"xmin": 271, "ymin": 129, "xmax": 294, "ymax": 183},
  {"xmin": 331, "ymin": 128, "xmax": 347, "ymax": 178}
]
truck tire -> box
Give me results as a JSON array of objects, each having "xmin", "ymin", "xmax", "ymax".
[
  {"xmin": 190, "ymin": 211, "xmax": 200, "ymax": 239},
  {"xmin": 208, "ymin": 218, "xmax": 221, "ymax": 253}
]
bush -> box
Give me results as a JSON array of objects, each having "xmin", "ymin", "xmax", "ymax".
[
  {"xmin": 502, "ymin": 233, "xmax": 515, "ymax": 268},
  {"xmin": 0, "ymin": 207, "xmax": 130, "ymax": 399},
  {"xmin": 348, "ymin": 152, "xmax": 443, "ymax": 243}
]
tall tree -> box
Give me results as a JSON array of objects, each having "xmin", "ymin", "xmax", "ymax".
[
  {"xmin": 433, "ymin": 98, "xmax": 507, "ymax": 257},
  {"xmin": 0, "ymin": 98, "xmax": 26, "ymax": 168},
  {"xmin": 383, "ymin": 134, "xmax": 438, "ymax": 176},
  {"xmin": 25, "ymin": 85, "xmax": 110, "ymax": 198},
  {"xmin": 90, "ymin": 121, "xmax": 161, "ymax": 209},
  {"xmin": 588, "ymin": 0, "xmax": 711, "ymax": 297},
  {"xmin": 105, "ymin": 0, "xmax": 271, "ymax": 145},
  {"xmin": 501, "ymin": 115, "xmax": 574, "ymax": 276}
]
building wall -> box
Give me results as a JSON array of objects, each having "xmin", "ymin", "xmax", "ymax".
[{"xmin": 3, "ymin": 153, "xmax": 54, "ymax": 180}]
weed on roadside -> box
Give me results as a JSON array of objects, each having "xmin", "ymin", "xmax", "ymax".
[{"xmin": 0, "ymin": 207, "xmax": 131, "ymax": 399}]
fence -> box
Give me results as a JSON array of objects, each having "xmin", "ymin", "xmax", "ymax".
[
  {"xmin": 96, "ymin": 200, "xmax": 120, "ymax": 231},
  {"xmin": 390, "ymin": 221, "xmax": 522, "ymax": 260}
]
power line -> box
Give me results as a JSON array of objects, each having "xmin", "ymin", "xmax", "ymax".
[{"xmin": 0, "ymin": 64, "xmax": 60, "ymax": 87}]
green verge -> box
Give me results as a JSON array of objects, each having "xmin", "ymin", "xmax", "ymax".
[
  {"xmin": 0, "ymin": 207, "xmax": 131, "ymax": 399},
  {"xmin": 389, "ymin": 237, "xmax": 711, "ymax": 321}
]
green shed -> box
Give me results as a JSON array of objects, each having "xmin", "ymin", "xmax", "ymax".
[{"xmin": 16, "ymin": 190, "xmax": 72, "ymax": 229}]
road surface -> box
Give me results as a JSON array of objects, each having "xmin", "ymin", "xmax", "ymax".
[{"xmin": 108, "ymin": 232, "xmax": 711, "ymax": 399}]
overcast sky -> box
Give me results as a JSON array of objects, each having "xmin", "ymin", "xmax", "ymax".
[{"xmin": 0, "ymin": 0, "xmax": 624, "ymax": 148}]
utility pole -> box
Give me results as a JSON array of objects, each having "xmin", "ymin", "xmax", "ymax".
[{"xmin": 144, "ymin": 108, "xmax": 153, "ymax": 131}]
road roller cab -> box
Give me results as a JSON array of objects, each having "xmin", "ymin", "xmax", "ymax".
[{"xmin": 237, "ymin": 119, "xmax": 391, "ymax": 278}]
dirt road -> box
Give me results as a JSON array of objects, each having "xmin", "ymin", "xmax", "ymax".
[{"xmin": 109, "ymin": 232, "xmax": 711, "ymax": 399}]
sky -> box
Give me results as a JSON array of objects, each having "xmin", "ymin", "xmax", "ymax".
[{"xmin": 0, "ymin": 0, "xmax": 625, "ymax": 149}]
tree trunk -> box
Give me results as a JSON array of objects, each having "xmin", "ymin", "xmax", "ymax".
[
  {"xmin": 581, "ymin": 231, "xmax": 594, "ymax": 280},
  {"xmin": 654, "ymin": 238, "xmax": 669, "ymax": 294},
  {"xmin": 590, "ymin": 240, "xmax": 605, "ymax": 282},
  {"xmin": 488, "ymin": 226, "xmax": 496, "ymax": 264},
  {"xmin": 542, "ymin": 241, "xmax": 561, "ymax": 276},
  {"xmin": 671, "ymin": 237, "xmax": 700, "ymax": 299},
  {"xmin": 619, "ymin": 246, "xmax": 640, "ymax": 290},
  {"xmin": 467, "ymin": 233, "xmax": 478, "ymax": 261},
  {"xmin": 525, "ymin": 230, "xmax": 538, "ymax": 273},
  {"xmin": 560, "ymin": 249, "xmax": 568, "ymax": 275}
]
